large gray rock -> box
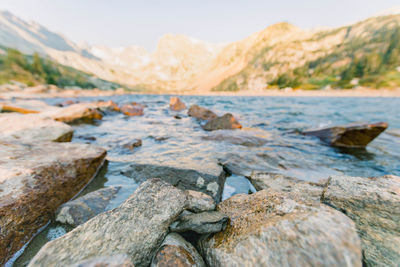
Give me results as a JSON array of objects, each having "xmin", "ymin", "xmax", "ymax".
[
  {"xmin": 56, "ymin": 186, "xmax": 121, "ymax": 227},
  {"xmin": 199, "ymin": 190, "xmax": 362, "ymax": 267},
  {"xmin": 122, "ymin": 164, "xmax": 226, "ymax": 202},
  {"xmin": 188, "ymin": 105, "xmax": 216, "ymax": 121},
  {"xmin": 202, "ymin": 113, "xmax": 242, "ymax": 131},
  {"xmin": 0, "ymin": 113, "xmax": 73, "ymax": 142},
  {"xmin": 0, "ymin": 141, "xmax": 106, "ymax": 265},
  {"xmin": 151, "ymin": 233, "xmax": 205, "ymax": 267},
  {"xmin": 29, "ymin": 179, "xmax": 188, "ymax": 267},
  {"xmin": 70, "ymin": 255, "xmax": 134, "ymax": 267},
  {"xmin": 170, "ymin": 211, "xmax": 228, "ymax": 234},
  {"xmin": 185, "ymin": 190, "xmax": 216, "ymax": 213},
  {"xmin": 322, "ymin": 175, "xmax": 400, "ymax": 267}
]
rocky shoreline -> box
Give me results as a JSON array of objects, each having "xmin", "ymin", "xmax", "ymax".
[{"xmin": 0, "ymin": 97, "xmax": 399, "ymax": 266}]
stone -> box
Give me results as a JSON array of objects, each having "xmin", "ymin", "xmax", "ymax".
[
  {"xmin": 70, "ymin": 255, "xmax": 134, "ymax": 267},
  {"xmin": 151, "ymin": 233, "xmax": 205, "ymax": 267},
  {"xmin": 56, "ymin": 186, "xmax": 121, "ymax": 227},
  {"xmin": 170, "ymin": 211, "xmax": 228, "ymax": 234},
  {"xmin": 0, "ymin": 113, "xmax": 73, "ymax": 142},
  {"xmin": 302, "ymin": 122, "xmax": 388, "ymax": 148},
  {"xmin": 202, "ymin": 113, "xmax": 242, "ymax": 131},
  {"xmin": 123, "ymin": 139, "xmax": 142, "ymax": 150},
  {"xmin": 29, "ymin": 179, "xmax": 187, "ymax": 267},
  {"xmin": 46, "ymin": 103, "xmax": 104, "ymax": 124},
  {"xmin": 188, "ymin": 105, "xmax": 216, "ymax": 121},
  {"xmin": 93, "ymin": 100, "xmax": 120, "ymax": 113},
  {"xmin": 322, "ymin": 175, "xmax": 400, "ymax": 267},
  {"xmin": 198, "ymin": 190, "xmax": 362, "ymax": 267},
  {"xmin": 185, "ymin": 190, "xmax": 216, "ymax": 213},
  {"xmin": 0, "ymin": 100, "xmax": 49, "ymax": 114},
  {"xmin": 122, "ymin": 164, "xmax": 226, "ymax": 202},
  {"xmin": 0, "ymin": 141, "xmax": 106, "ymax": 265},
  {"xmin": 169, "ymin": 97, "xmax": 186, "ymax": 111},
  {"xmin": 202, "ymin": 128, "xmax": 270, "ymax": 146},
  {"xmin": 120, "ymin": 103, "xmax": 144, "ymax": 116}
]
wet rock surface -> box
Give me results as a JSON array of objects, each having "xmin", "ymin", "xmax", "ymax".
[
  {"xmin": 28, "ymin": 179, "xmax": 188, "ymax": 267},
  {"xmin": 202, "ymin": 113, "xmax": 242, "ymax": 131},
  {"xmin": 56, "ymin": 186, "xmax": 121, "ymax": 227},
  {"xmin": 322, "ymin": 175, "xmax": 400, "ymax": 267},
  {"xmin": 170, "ymin": 97, "xmax": 187, "ymax": 111},
  {"xmin": 122, "ymin": 139, "xmax": 142, "ymax": 150},
  {"xmin": 188, "ymin": 105, "xmax": 217, "ymax": 121},
  {"xmin": 203, "ymin": 128, "xmax": 270, "ymax": 146},
  {"xmin": 120, "ymin": 103, "xmax": 144, "ymax": 116},
  {"xmin": 0, "ymin": 141, "xmax": 106, "ymax": 265},
  {"xmin": 303, "ymin": 122, "xmax": 388, "ymax": 148},
  {"xmin": 170, "ymin": 211, "xmax": 228, "ymax": 234},
  {"xmin": 185, "ymin": 190, "xmax": 216, "ymax": 212},
  {"xmin": 70, "ymin": 255, "xmax": 134, "ymax": 267},
  {"xmin": 151, "ymin": 233, "xmax": 205, "ymax": 267}
]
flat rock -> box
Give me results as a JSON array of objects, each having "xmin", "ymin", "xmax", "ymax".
[
  {"xmin": 120, "ymin": 103, "xmax": 144, "ymax": 116},
  {"xmin": 198, "ymin": 190, "xmax": 362, "ymax": 267},
  {"xmin": 202, "ymin": 128, "xmax": 270, "ymax": 146},
  {"xmin": 122, "ymin": 163, "xmax": 226, "ymax": 202},
  {"xmin": 202, "ymin": 113, "xmax": 242, "ymax": 131},
  {"xmin": 169, "ymin": 97, "xmax": 186, "ymax": 111},
  {"xmin": 188, "ymin": 105, "xmax": 216, "ymax": 121},
  {"xmin": 0, "ymin": 113, "xmax": 73, "ymax": 142},
  {"xmin": 0, "ymin": 141, "xmax": 106, "ymax": 265},
  {"xmin": 56, "ymin": 186, "xmax": 121, "ymax": 227},
  {"xmin": 29, "ymin": 178, "xmax": 187, "ymax": 267},
  {"xmin": 70, "ymin": 255, "xmax": 134, "ymax": 267},
  {"xmin": 303, "ymin": 122, "xmax": 388, "ymax": 148},
  {"xmin": 170, "ymin": 211, "xmax": 228, "ymax": 234},
  {"xmin": 0, "ymin": 99, "xmax": 53, "ymax": 114},
  {"xmin": 322, "ymin": 175, "xmax": 400, "ymax": 266},
  {"xmin": 44, "ymin": 103, "xmax": 104, "ymax": 124},
  {"xmin": 151, "ymin": 233, "xmax": 205, "ymax": 267},
  {"xmin": 185, "ymin": 190, "xmax": 216, "ymax": 213}
]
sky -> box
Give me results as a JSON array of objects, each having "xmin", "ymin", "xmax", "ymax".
[{"xmin": 1, "ymin": 0, "xmax": 399, "ymax": 50}]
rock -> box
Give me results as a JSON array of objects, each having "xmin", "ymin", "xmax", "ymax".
[
  {"xmin": 56, "ymin": 186, "xmax": 121, "ymax": 227},
  {"xmin": 70, "ymin": 255, "xmax": 134, "ymax": 267},
  {"xmin": 151, "ymin": 233, "xmax": 205, "ymax": 267},
  {"xmin": 120, "ymin": 103, "xmax": 144, "ymax": 116},
  {"xmin": 302, "ymin": 122, "xmax": 388, "ymax": 148},
  {"xmin": 198, "ymin": 190, "xmax": 362, "ymax": 267},
  {"xmin": 0, "ymin": 141, "xmax": 106, "ymax": 265},
  {"xmin": 322, "ymin": 175, "xmax": 400, "ymax": 267},
  {"xmin": 122, "ymin": 164, "xmax": 226, "ymax": 202},
  {"xmin": 170, "ymin": 97, "xmax": 186, "ymax": 111},
  {"xmin": 174, "ymin": 115, "xmax": 182, "ymax": 119},
  {"xmin": 123, "ymin": 139, "xmax": 143, "ymax": 150},
  {"xmin": 170, "ymin": 211, "xmax": 228, "ymax": 234},
  {"xmin": 42, "ymin": 103, "xmax": 104, "ymax": 124},
  {"xmin": 0, "ymin": 113, "xmax": 73, "ymax": 142},
  {"xmin": 202, "ymin": 128, "xmax": 270, "ymax": 146},
  {"xmin": 188, "ymin": 105, "xmax": 216, "ymax": 121},
  {"xmin": 185, "ymin": 190, "xmax": 216, "ymax": 213},
  {"xmin": 0, "ymin": 99, "xmax": 53, "ymax": 113},
  {"xmin": 29, "ymin": 179, "xmax": 187, "ymax": 267},
  {"xmin": 202, "ymin": 113, "xmax": 242, "ymax": 131},
  {"xmin": 249, "ymin": 172, "xmax": 327, "ymax": 201},
  {"xmin": 94, "ymin": 100, "xmax": 120, "ymax": 113}
]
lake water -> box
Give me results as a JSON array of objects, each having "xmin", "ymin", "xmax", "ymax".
[{"xmin": 12, "ymin": 95, "xmax": 400, "ymax": 266}]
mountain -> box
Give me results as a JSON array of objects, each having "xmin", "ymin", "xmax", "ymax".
[{"xmin": 1, "ymin": 9, "xmax": 400, "ymax": 92}]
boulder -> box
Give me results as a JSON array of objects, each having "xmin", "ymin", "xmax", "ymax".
[
  {"xmin": 46, "ymin": 103, "xmax": 104, "ymax": 124},
  {"xmin": 302, "ymin": 122, "xmax": 388, "ymax": 148},
  {"xmin": 170, "ymin": 211, "xmax": 228, "ymax": 234},
  {"xmin": 202, "ymin": 128, "xmax": 270, "ymax": 146},
  {"xmin": 122, "ymin": 164, "xmax": 226, "ymax": 202},
  {"xmin": 322, "ymin": 175, "xmax": 400, "ymax": 266},
  {"xmin": 188, "ymin": 105, "xmax": 217, "ymax": 121},
  {"xmin": 151, "ymin": 233, "xmax": 205, "ymax": 267},
  {"xmin": 202, "ymin": 113, "xmax": 242, "ymax": 131},
  {"xmin": 28, "ymin": 179, "xmax": 187, "ymax": 267},
  {"xmin": 169, "ymin": 97, "xmax": 186, "ymax": 111},
  {"xmin": 0, "ymin": 141, "xmax": 106, "ymax": 265},
  {"xmin": 56, "ymin": 186, "xmax": 121, "ymax": 227},
  {"xmin": 0, "ymin": 113, "xmax": 73, "ymax": 142},
  {"xmin": 185, "ymin": 190, "xmax": 216, "ymax": 213},
  {"xmin": 120, "ymin": 103, "xmax": 144, "ymax": 116},
  {"xmin": 93, "ymin": 100, "xmax": 120, "ymax": 113},
  {"xmin": 198, "ymin": 190, "xmax": 362, "ymax": 267},
  {"xmin": 70, "ymin": 255, "xmax": 134, "ymax": 267}
]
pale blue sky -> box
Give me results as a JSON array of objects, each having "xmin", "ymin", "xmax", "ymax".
[{"xmin": 1, "ymin": 0, "xmax": 399, "ymax": 50}]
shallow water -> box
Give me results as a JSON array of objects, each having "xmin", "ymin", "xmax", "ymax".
[{"xmin": 12, "ymin": 95, "xmax": 400, "ymax": 266}]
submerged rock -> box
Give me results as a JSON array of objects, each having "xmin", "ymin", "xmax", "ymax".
[
  {"xmin": 170, "ymin": 211, "xmax": 228, "ymax": 234},
  {"xmin": 120, "ymin": 103, "xmax": 144, "ymax": 116},
  {"xmin": 322, "ymin": 175, "xmax": 400, "ymax": 267},
  {"xmin": 170, "ymin": 97, "xmax": 186, "ymax": 111},
  {"xmin": 188, "ymin": 105, "xmax": 217, "ymax": 121},
  {"xmin": 122, "ymin": 163, "xmax": 226, "ymax": 202},
  {"xmin": 0, "ymin": 141, "xmax": 106, "ymax": 265},
  {"xmin": 0, "ymin": 113, "xmax": 73, "ymax": 142},
  {"xmin": 151, "ymin": 233, "xmax": 205, "ymax": 267},
  {"xmin": 56, "ymin": 186, "xmax": 121, "ymax": 227},
  {"xmin": 29, "ymin": 179, "xmax": 187, "ymax": 267},
  {"xmin": 302, "ymin": 122, "xmax": 388, "ymax": 148},
  {"xmin": 70, "ymin": 255, "xmax": 134, "ymax": 267},
  {"xmin": 198, "ymin": 190, "xmax": 362, "ymax": 267},
  {"xmin": 123, "ymin": 139, "xmax": 143, "ymax": 150},
  {"xmin": 202, "ymin": 128, "xmax": 270, "ymax": 146},
  {"xmin": 202, "ymin": 113, "xmax": 242, "ymax": 131},
  {"xmin": 185, "ymin": 190, "xmax": 216, "ymax": 213}
]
